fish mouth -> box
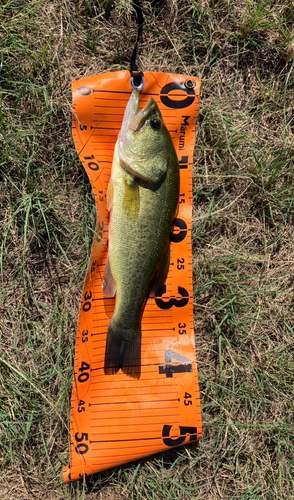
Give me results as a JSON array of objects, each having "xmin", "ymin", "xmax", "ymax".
[{"xmin": 128, "ymin": 98, "xmax": 157, "ymax": 132}]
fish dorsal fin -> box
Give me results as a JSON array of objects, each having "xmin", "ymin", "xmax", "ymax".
[
  {"xmin": 102, "ymin": 256, "xmax": 117, "ymax": 298},
  {"xmin": 122, "ymin": 179, "xmax": 140, "ymax": 221}
]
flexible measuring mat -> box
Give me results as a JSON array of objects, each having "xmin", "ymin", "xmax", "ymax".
[{"xmin": 63, "ymin": 71, "xmax": 202, "ymax": 482}]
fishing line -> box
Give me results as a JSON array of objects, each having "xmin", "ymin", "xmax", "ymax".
[{"xmin": 105, "ymin": 0, "xmax": 144, "ymax": 88}]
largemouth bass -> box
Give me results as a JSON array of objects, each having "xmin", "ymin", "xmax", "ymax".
[{"xmin": 102, "ymin": 88, "xmax": 179, "ymax": 377}]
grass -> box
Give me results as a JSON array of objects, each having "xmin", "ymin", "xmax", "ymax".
[{"xmin": 1, "ymin": 0, "xmax": 294, "ymax": 498}]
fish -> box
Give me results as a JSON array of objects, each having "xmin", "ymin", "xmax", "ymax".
[{"xmin": 102, "ymin": 88, "xmax": 179, "ymax": 377}]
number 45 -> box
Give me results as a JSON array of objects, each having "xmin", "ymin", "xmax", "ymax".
[{"xmin": 184, "ymin": 392, "xmax": 192, "ymax": 406}]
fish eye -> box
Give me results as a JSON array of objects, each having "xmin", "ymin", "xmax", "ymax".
[{"xmin": 150, "ymin": 118, "xmax": 161, "ymax": 131}]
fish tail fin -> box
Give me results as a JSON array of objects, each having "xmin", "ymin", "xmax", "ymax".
[{"xmin": 104, "ymin": 321, "xmax": 141, "ymax": 379}]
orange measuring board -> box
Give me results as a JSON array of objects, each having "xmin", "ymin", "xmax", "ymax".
[{"xmin": 63, "ymin": 71, "xmax": 202, "ymax": 482}]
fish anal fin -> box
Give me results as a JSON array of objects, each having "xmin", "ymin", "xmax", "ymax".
[{"xmin": 102, "ymin": 256, "xmax": 116, "ymax": 297}]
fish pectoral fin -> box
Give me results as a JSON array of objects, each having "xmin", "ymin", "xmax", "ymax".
[
  {"xmin": 149, "ymin": 247, "xmax": 170, "ymax": 297},
  {"xmin": 102, "ymin": 256, "xmax": 117, "ymax": 297},
  {"xmin": 122, "ymin": 180, "xmax": 140, "ymax": 221},
  {"xmin": 107, "ymin": 178, "xmax": 114, "ymax": 212},
  {"xmin": 129, "ymin": 154, "xmax": 168, "ymax": 184}
]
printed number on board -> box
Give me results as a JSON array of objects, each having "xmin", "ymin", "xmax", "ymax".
[
  {"xmin": 74, "ymin": 432, "xmax": 89, "ymax": 455},
  {"xmin": 155, "ymin": 285, "xmax": 189, "ymax": 310},
  {"xmin": 159, "ymin": 349, "xmax": 193, "ymax": 378},
  {"xmin": 162, "ymin": 425, "xmax": 197, "ymax": 447},
  {"xmin": 171, "ymin": 218, "xmax": 187, "ymax": 243}
]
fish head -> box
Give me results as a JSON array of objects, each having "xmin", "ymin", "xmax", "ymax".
[{"xmin": 117, "ymin": 90, "xmax": 176, "ymax": 183}]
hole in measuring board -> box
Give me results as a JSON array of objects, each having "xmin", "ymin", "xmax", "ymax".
[
  {"xmin": 185, "ymin": 79, "xmax": 196, "ymax": 89},
  {"xmin": 130, "ymin": 76, "xmax": 145, "ymax": 91}
]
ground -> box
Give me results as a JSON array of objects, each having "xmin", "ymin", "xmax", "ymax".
[{"xmin": 1, "ymin": 0, "xmax": 294, "ymax": 499}]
